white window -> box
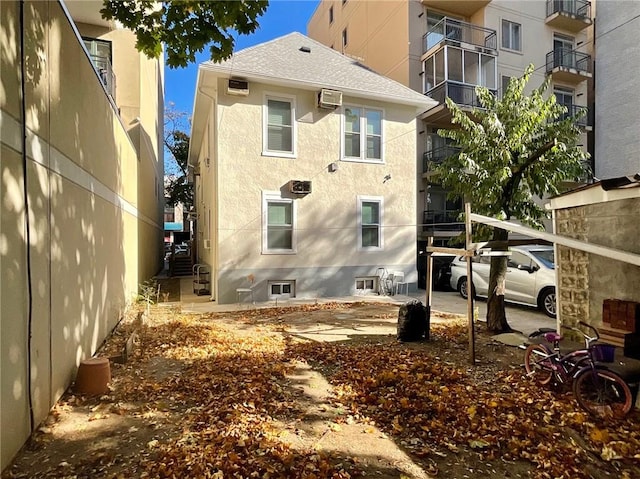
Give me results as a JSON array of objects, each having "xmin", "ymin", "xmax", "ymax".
[
  {"xmin": 343, "ymin": 106, "xmax": 383, "ymax": 162},
  {"xmin": 263, "ymin": 94, "xmax": 296, "ymax": 157},
  {"xmin": 501, "ymin": 20, "xmax": 521, "ymax": 51},
  {"xmin": 262, "ymin": 192, "xmax": 296, "ymax": 254},
  {"xmin": 268, "ymin": 280, "xmax": 295, "ymax": 299},
  {"xmin": 357, "ymin": 196, "xmax": 383, "ymax": 250},
  {"xmin": 355, "ymin": 277, "xmax": 377, "ymax": 293}
]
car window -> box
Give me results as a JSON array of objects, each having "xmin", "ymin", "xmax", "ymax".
[
  {"xmin": 529, "ymin": 249, "xmax": 554, "ymax": 269},
  {"xmin": 508, "ymin": 251, "xmax": 532, "ymax": 269}
]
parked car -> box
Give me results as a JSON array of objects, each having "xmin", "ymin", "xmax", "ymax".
[{"xmin": 449, "ymin": 245, "xmax": 556, "ymax": 317}]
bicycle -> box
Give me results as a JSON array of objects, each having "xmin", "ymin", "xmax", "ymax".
[{"xmin": 523, "ymin": 321, "xmax": 633, "ymax": 419}]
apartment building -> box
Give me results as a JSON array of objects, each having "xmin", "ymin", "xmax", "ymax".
[
  {"xmin": 1, "ymin": 0, "xmax": 164, "ymax": 469},
  {"xmin": 309, "ymin": 0, "xmax": 594, "ymax": 285},
  {"xmin": 189, "ymin": 32, "xmax": 434, "ymax": 304}
]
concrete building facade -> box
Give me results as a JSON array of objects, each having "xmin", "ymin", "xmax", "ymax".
[
  {"xmin": 1, "ymin": 0, "xmax": 164, "ymax": 468},
  {"xmin": 189, "ymin": 32, "xmax": 435, "ymax": 304},
  {"xmin": 309, "ymin": 0, "xmax": 594, "ymax": 286}
]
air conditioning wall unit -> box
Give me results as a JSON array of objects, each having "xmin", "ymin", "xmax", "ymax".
[
  {"xmin": 318, "ymin": 88, "xmax": 343, "ymax": 109},
  {"xmin": 289, "ymin": 180, "xmax": 312, "ymax": 195},
  {"xmin": 203, "ymin": 239, "xmax": 211, "ymax": 249},
  {"xmin": 227, "ymin": 78, "xmax": 249, "ymax": 96}
]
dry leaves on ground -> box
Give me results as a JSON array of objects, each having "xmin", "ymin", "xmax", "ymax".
[{"xmin": 3, "ymin": 303, "xmax": 640, "ymax": 479}]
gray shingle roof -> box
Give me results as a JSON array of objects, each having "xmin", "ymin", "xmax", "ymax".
[{"xmin": 200, "ymin": 32, "xmax": 434, "ymax": 110}]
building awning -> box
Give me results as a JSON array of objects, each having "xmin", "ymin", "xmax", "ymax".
[{"xmin": 164, "ymin": 222, "xmax": 183, "ymax": 231}]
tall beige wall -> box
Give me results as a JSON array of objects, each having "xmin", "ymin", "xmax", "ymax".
[
  {"xmin": 308, "ymin": 0, "xmax": 412, "ymax": 85},
  {"xmin": 1, "ymin": 0, "xmax": 162, "ymax": 469}
]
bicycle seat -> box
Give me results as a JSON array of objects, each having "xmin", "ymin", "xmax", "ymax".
[{"xmin": 543, "ymin": 332, "xmax": 563, "ymax": 343}]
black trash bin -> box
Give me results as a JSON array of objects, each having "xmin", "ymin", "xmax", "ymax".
[{"xmin": 397, "ymin": 300, "xmax": 430, "ymax": 342}]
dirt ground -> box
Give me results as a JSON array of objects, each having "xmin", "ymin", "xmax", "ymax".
[{"xmin": 3, "ymin": 301, "xmax": 639, "ymax": 479}]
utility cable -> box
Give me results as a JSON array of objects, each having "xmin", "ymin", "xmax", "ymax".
[{"xmin": 19, "ymin": 0, "xmax": 35, "ymax": 432}]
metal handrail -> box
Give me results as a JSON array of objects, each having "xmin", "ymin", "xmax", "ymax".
[
  {"xmin": 89, "ymin": 54, "xmax": 116, "ymax": 99},
  {"xmin": 546, "ymin": 48, "xmax": 592, "ymax": 74},
  {"xmin": 426, "ymin": 81, "xmax": 497, "ymax": 109},
  {"xmin": 559, "ymin": 104, "xmax": 591, "ymax": 128},
  {"xmin": 422, "ymin": 210, "xmax": 465, "ymax": 232},
  {"xmin": 546, "ymin": 0, "xmax": 591, "ymax": 20},
  {"xmin": 422, "ymin": 145, "xmax": 461, "ymax": 173},
  {"xmin": 423, "ymin": 17, "xmax": 497, "ymax": 53}
]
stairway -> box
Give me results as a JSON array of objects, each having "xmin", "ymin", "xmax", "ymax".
[{"xmin": 170, "ymin": 255, "xmax": 193, "ymax": 277}]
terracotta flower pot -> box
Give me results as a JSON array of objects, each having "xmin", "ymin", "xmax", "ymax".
[{"xmin": 74, "ymin": 357, "xmax": 111, "ymax": 395}]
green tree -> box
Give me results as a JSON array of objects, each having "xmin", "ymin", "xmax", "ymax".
[
  {"xmin": 435, "ymin": 65, "xmax": 588, "ymax": 332},
  {"xmin": 164, "ymin": 105, "xmax": 192, "ymax": 209},
  {"xmin": 100, "ymin": 0, "xmax": 269, "ymax": 68}
]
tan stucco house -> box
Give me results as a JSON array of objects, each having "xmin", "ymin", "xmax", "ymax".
[
  {"xmin": 1, "ymin": 0, "xmax": 164, "ymax": 468},
  {"xmin": 189, "ymin": 32, "xmax": 435, "ymax": 304}
]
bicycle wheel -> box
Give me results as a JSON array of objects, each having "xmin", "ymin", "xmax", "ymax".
[
  {"xmin": 573, "ymin": 368, "xmax": 633, "ymax": 419},
  {"xmin": 524, "ymin": 344, "xmax": 554, "ymax": 386}
]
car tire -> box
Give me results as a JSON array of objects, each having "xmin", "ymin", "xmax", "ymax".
[
  {"xmin": 539, "ymin": 287, "xmax": 556, "ymax": 318},
  {"xmin": 457, "ymin": 277, "xmax": 474, "ymax": 300}
]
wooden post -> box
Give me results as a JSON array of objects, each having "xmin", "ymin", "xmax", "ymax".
[
  {"xmin": 465, "ymin": 203, "xmax": 476, "ymax": 365},
  {"xmin": 425, "ymin": 237, "xmax": 434, "ymax": 310}
]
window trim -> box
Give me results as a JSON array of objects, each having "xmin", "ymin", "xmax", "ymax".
[
  {"xmin": 262, "ymin": 191, "xmax": 297, "ymax": 254},
  {"xmin": 501, "ymin": 19, "xmax": 522, "ymax": 52},
  {"xmin": 262, "ymin": 92, "xmax": 297, "ymax": 158},
  {"xmin": 268, "ymin": 280, "xmax": 296, "ymax": 299},
  {"xmin": 355, "ymin": 277, "xmax": 377, "ymax": 293},
  {"xmin": 357, "ymin": 195, "xmax": 384, "ymax": 251},
  {"xmin": 341, "ymin": 104, "xmax": 385, "ymax": 163}
]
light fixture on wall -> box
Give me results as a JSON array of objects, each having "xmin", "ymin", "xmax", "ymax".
[
  {"xmin": 383, "ymin": 174, "xmax": 391, "ymax": 183},
  {"xmin": 204, "ymin": 157, "xmax": 210, "ymax": 167},
  {"xmin": 328, "ymin": 162, "xmax": 338, "ymax": 173}
]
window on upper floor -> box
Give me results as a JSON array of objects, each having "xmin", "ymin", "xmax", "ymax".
[
  {"xmin": 501, "ymin": 20, "xmax": 521, "ymax": 51},
  {"xmin": 342, "ymin": 28, "xmax": 348, "ymax": 48},
  {"xmin": 83, "ymin": 37, "xmax": 116, "ymax": 97},
  {"xmin": 358, "ymin": 196, "xmax": 384, "ymax": 250},
  {"xmin": 501, "ymin": 75, "xmax": 514, "ymax": 98},
  {"xmin": 342, "ymin": 106, "xmax": 383, "ymax": 162},
  {"xmin": 329, "ymin": 6, "xmax": 334, "ymax": 24},
  {"xmin": 263, "ymin": 94, "xmax": 296, "ymax": 157},
  {"xmin": 262, "ymin": 192, "xmax": 296, "ymax": 254}
]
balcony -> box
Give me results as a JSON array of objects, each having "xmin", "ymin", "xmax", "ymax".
[
  {"xmin": 422, "ymin": 0, "xmax": 491, "ymax": 17},
  {"xmin": 423, "ymin": 18, "xmax": 497, "ymax": 55},
  {"xmin": 423, "ymin": 81, "xmax": 497, "ymax": 124},
  {"xmin": 559, "ymin": 104, "xmax": 592, "ymax": 130},
  {"xmin": 89, "ymin": 54, "xmax": 117, "ymax": 99},
  {"xmin": 546, "ymin": 48, "xmax": 592, "ymax": 82},
  {"xmin": 546, "ymin": 0, "xmax": 592, "ymax": 32},
  {"xmin": 422, "ymin": 145, "xmax": 461, "ymax": 176},
  {"xmin": 422, "ymin": 209, "xmax": 465, "ymax": 234}
]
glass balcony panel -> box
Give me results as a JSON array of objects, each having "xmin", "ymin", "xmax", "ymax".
[
  {"xmin": 464, "ymin": 51, "xmax": 479, "ymax": 85},
  {"xmin": 481, "ymin": 55, "xmax": 496, "ymax": 89},
  {"xmin": 448, "ymin": 48, "xmax": 463, "ymax": 83},
  {"xmin": 424, "ymin": 57, "xmax": 435, "ymax": 92},
  {"xmin": 423, "ymin": 17, "xmax": 497, "ymax": 54},
  {"xmin": 547, "ymin": 0, "xmax": 592, "ymax": 20},
  {"xmin": 435, "ymin": 49, "xmax": 445, "ymax": 85},
  {"xmin": 422, "ymin": 209, "xmax": 465, "ymax": 233}
]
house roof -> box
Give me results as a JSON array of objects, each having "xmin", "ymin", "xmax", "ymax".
[
  {"xmin": 548, "ymin": 173, "xmax": 640, "ymax": 210},
  {"xmin": 199, "ymin": 32, "xmax": 434, "ymax": 109},
  {"xmin": 189, "ymin": 32, "xmax": 436, "ymax": 165}
]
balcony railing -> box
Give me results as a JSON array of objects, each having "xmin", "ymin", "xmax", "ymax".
[
  {"xmin": 546, "ymin": 0, "xmax": 591, "ymax": 20},
  {"xmin": 423, "ymin": 17, "xmax": 497, "ymax": 54},
  {"xmin": 89, "ymin": 54, "xmax": 116, "ymax": 99},
  {"xmin": 546, "ymin": 48, "xmax": 592, "ymax": 75},
  {"xmin": 426, "ymin": 81, "xmax": 497, "ymax": 109},
  {"xmin": 422, "ymin": 145, "xmax": 461, "ymax": 173},
  {"xmin": 559, "ymin": 104, "xmax": 591, "ymax": 128},
  {"xmin": 423, "ymin": 210, "xmax": 465, "ymax": 233}
]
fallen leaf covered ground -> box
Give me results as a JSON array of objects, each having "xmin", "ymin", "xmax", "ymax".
[{"xmin": 2, "ymin": 302, "xmax": 640, "ymax": 479}]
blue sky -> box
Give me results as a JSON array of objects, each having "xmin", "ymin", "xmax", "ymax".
[{"xmin": 165, "ymin": 0, "xmax": 320, "ymax": 116}]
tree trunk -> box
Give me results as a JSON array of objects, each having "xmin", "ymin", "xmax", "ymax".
[{"xmin": 486, "ymin": 228, "xmax": 513, "ymax": 333}]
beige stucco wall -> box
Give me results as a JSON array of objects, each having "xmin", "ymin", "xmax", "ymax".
[
  {"xmin": 195, "ymin": 77, "xmax": 419, "ymax": 303},
  {"xmin": 1, "ymin": 0, "xmax": 162, "ymax": 469}
]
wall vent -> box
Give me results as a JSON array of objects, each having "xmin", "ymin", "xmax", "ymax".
[
  {"xmin": 318, "ymin": 89, "xmax": 342, "ymax": 108},
  {"xmin": 227, "ymin": 78, "xmax": 249, "ymax": 96},
  {"xmin": 289, "ymin": 180, "xmax": 312, "ymax": 195}
]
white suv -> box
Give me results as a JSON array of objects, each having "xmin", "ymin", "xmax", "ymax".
[{"xmin": 448, "ymin": 245, "xmax": 556, "ymax": 317}]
